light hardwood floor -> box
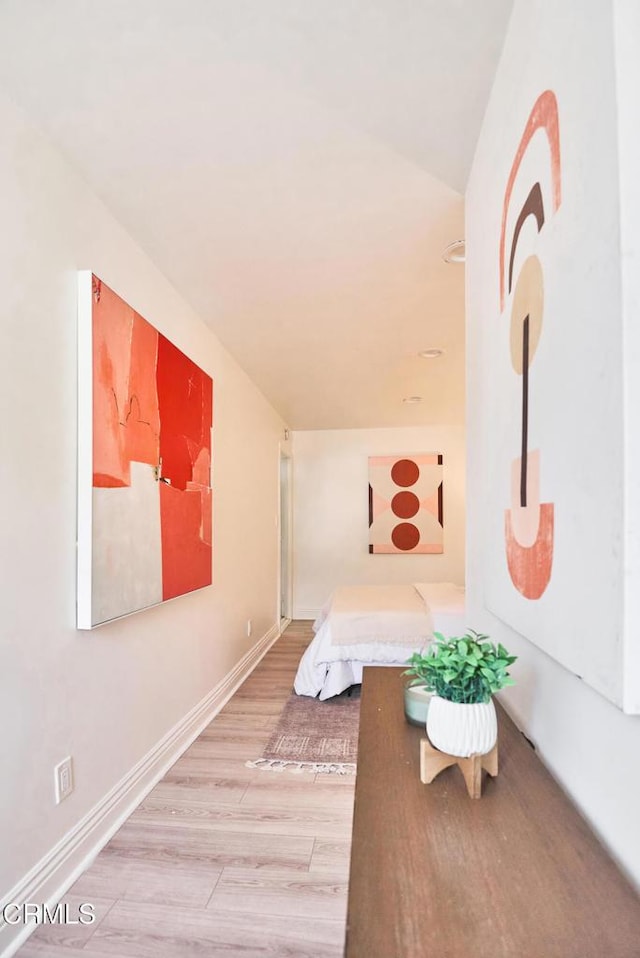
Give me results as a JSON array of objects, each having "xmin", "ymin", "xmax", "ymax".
[{"xmin": 17, "ymin": 622, "xmax": 354, "ymax": 958}]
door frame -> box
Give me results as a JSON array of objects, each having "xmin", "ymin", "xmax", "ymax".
[{"xmin": 278, "ymin": 445, "xmax": 293, "ymax": 628}]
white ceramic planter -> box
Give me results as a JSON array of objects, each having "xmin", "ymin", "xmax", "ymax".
[{"xmin": 426, "ymin": 696, "xmax": 497, "ymax": 757}]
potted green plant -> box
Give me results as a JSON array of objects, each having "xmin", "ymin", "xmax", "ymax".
[{"xmin": 404, "ymin": 630, "xmax": 517, "ymax": 756}]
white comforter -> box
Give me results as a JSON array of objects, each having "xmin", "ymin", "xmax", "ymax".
[{"xmin": 294, "ymin": 582, "xmax": 466, "ymax": 700}]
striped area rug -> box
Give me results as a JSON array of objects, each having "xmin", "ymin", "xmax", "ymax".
[{"xmin": 247, "ymin": 686, "xmax": 360, "ymax": 775}]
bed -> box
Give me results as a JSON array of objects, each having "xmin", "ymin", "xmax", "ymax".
[{"xmin": 294, "ymin": 581, "xmax": 466, "ymax": 700}]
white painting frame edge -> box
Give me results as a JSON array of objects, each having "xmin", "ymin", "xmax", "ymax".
[{"xmin": 76, "ymin": 270, "xmax": 94, "ymax": 630}]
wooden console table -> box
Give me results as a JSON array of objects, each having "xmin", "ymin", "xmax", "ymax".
[{"xmin": 345, "ymin": 667, "xmax": 640, "ymax": 958}]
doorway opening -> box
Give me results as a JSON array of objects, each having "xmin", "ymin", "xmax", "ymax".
[{"xmin": 279, "ymin": 451, "xmax": 292, "ymax": 626}]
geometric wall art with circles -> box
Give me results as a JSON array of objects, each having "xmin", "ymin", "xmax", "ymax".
[{"xmin": 368, "ymin": 454, "xmax": 443, "ymax": 554}]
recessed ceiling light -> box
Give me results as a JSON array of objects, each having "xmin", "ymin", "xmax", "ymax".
[
  {"xmin": 418, "ymin": 348, "xmax": 445, "ymax": 359},
  {"xmin": 402, "ymin": 396, "xmax": 424, "ymax": 404},
  {"xmin": 442, "ymin": 240, "xmax": 466, "ymax": 263}
]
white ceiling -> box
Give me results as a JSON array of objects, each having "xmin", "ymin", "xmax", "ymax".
[{"xmin": 0, "ymin": 0, "xmax": 513, "ymax": 429}]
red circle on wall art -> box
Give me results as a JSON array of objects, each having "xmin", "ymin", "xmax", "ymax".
[
  {"xmin": 391, "ymin": 458, "xmax": 420, "ymax": 487},
  {"xmin": 391, "ymin": 491, "xmax": 420, "ymax": 519},
  {"xmin": 391, "ymin": 522, "xmax": 420, "ymax": 551}
]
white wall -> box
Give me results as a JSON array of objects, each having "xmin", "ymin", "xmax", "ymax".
[
  {"xmin": 292, "ymin": 426, "xmax": 465, "ymax": 617},
  {"xmin": 0, "ymin": 82, "xmax": 288, "ymax": 933},
  {"xmin": 616, "ymin": 0, "xmax": 640, "ymax": 711},
  {"xmin": 466, "ymin": 0, "xmax": 640, "ymax": 886}
]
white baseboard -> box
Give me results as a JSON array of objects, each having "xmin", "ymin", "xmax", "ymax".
[
  {"xmin": 292, "ymin": 607, "xmax": 320, "ymax": 620},
  {"xmin": 0, "ymin": 622, "xmax": 281, "ymax": 958}
]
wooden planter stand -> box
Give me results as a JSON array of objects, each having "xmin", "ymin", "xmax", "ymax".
[{"xmin": 420, "ymin": 736, "xmax": 498, "ymax": 799}]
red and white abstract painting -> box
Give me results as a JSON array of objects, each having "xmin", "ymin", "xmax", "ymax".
[
  {"xmin": 77, "ymin": 273, "xmax": 213, "ymax": 628},
  {"xmin": 368, "ymin": 454, "xmax": 443, "ymax": 554}
]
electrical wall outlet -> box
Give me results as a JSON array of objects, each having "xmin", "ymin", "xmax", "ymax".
[
  {"xmin": 247, "ymin": 619, "xmax": 252, "ymax": 637},
  {"xmin": 54, "ymin": 756, "xmax": 74, "ymax": 805}
]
